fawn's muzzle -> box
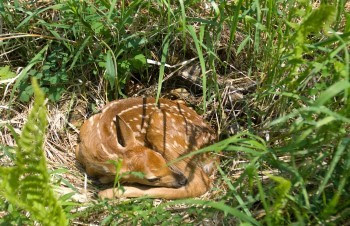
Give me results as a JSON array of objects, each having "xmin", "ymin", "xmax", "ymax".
[{"xmin": 174, "ymin": 172, "xmax": 188, "ymax": 187}]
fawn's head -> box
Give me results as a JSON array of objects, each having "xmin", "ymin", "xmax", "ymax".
[{"xmin": 114, "ymin": 115, "xmax": 187, "ymax": 188}]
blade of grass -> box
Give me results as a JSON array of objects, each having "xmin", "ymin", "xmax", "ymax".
[
  {"xmin": 167, "ymin": 199, "xmax": 260, "ymax": 225},
  {"xmin": 330, "ymin": 31, "xmax": 350, "ymax": 102},
  {"xmin": 168, "ymin": 132, "xmax": 267, "ymax": 166},
  {"xmin": 315, "ymin": 80, "xmax": 350, "ymax": 106},
  {"xmin": 9, "ymin": 44, "xmax": 49, "ymax": 105},
  {"xmin": 99, "ymin": 39, "xmax": 125, "ymax": 98},
  {"xmin": 187, "ymin": 25, "xmax": 207, "ymax": 113},
  {"xmin": 107, "ymin": 0, "xmax": 118, "ymax": 20},
  {"xmin": 321, "ymin": 139, "xmax": 350, "ymax": 218},
  {"xmin": 155, "ymin": 32, "xmax": 170, "ymax": 103},
  {"xmin": 316, "ymin": 138, "xmax": 350, "ymax": 198},
  {"xmin": 15, "ymin": 4, "xmax": 64, "ymax": 30},
  {"xmin": 217, "ymin": 164, "xmax": 253, "ymax": 217},
  {"xmin": 255, "ymin": 169, "xmax": 271, "ymax": 225},
  {"xmin": 226, "ymin": 0, "xmax": 244, "ymax": 65},
  {"xmin": 68, "ymin": 35, "xmax": 91, "ymax": 71},
  {"xmin": 236, "ymin": 35, "xmax": 250, "ymax": 56},
  {"xmin": 179, "ymin": 0, "xmax": 187, "ymax": 53},
  {"xmin": 270, "ymin": 106, "xmax": 350, "ymax": 127},
  {"xmin": 313, "ymin": 32, "xmax": 350, "ymax": 47},
  {"xmin": 253, "ymin": 0, "xmax": 261, "ymax": 54}
]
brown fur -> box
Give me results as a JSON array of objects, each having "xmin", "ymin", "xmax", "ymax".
[{"xmin": 76, "ymin": 97, "xmax": 217, "ymax": 199}]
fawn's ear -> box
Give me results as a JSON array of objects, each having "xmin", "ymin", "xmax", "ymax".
[{"xmin": 114, "ymin": 115, "xmax": 136, "ymax": 148}]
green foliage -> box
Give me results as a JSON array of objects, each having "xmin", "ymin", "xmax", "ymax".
[
  {"xmin": 0, "ymin": 78, "xmax": 67, "ymax": 225},
  {"xmin": 0, "ymin": 66, "xmax": 16, "ymax": 80},
  {"xmin": 267, "ymin": 176, "xmax": 291, "ymax": 224},
  {"xmin": 293, "ymin": 5, "xmax": 336, "ymax": 60},
  {"xmin": 10, "ymin": 44, "xmax": 49, "ymax": 103},
  {"xmin": 1, "ymin": 0, "xmax": 350, "ymax": 225},
  {"xmin": 0, "ymin": 199, "xmax": 32, "ymax": 225},
  {"xmin": 2, "ymin": 1, "xmax": 148, "ymax": 102},
  {"xmin": 107, "ymin": 159, "xmax": 125, "ymax": 195},
  {"xmin": 100, "ymin": 50, "xmax": 146, "ymax": 96}
]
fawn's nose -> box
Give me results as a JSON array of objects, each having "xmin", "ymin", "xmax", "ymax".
[
  {"xmin": 178, "ymin": 176, "xmax": 188, "ymax": 186},
  {"xmin": 174, "ymin": 173, "xmax": 188, "ymax": 187}
]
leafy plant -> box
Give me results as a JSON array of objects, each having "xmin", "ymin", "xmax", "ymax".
[
  {"xmin": 0, "ymin": 66, "xmax": 16, "ymax": 80},
  {"xmin": 0, "ymin": 78, "xmax": 68, "ymax": 225},
  {"xmin": 267, "ymin": 175, "xmax": 291, "ymax": 224}
]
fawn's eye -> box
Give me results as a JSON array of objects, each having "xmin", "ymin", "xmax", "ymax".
[{"xmin": 147, "ymin": 177, "xmax": 160, "ymax": 182}]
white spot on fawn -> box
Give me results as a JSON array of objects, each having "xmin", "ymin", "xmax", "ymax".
[
  {"xmin": 119, "ymin": 109, "xmax": 127, "ymax": 115},
  {"xmin": 120, "ymin": 104, "xmax": 144, "ymax": 115},
  {"xmin": 172, "ymin": 113, "xmax": 180, "ymax": 117},
  {"xmin": 101, "ymin": 144, "xmax": 109, "ymax": 155},
  {"xmin": 110, "ymin": 101, "xmax": 119, "ymax": 106},
  {"xmin": 160, "ymin": 103, "xmax": 169, "ymax": 108},
  {"xmin": 102, "ymin": 106, "xmax": 110, "ymax": 113},
  {"xmin": 97, "ymin": 122, "xmax": 101, "ymax": 138}
]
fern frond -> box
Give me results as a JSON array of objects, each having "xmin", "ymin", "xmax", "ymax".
[
  {"xmin": 293, "ymin": 4, "xmax": 336, "ymax": 60},
  {"xmin": 268, "ymin": 175, "xmax": 291, "ymax": 224},
  {"xmin": 0, "ymin": 78, "xmax": 68, "ymax": 226}
]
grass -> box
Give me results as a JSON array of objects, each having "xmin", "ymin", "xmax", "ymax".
[{"xmin": 1, "ymin": 0, "xmax": 350, "ymax": 225}]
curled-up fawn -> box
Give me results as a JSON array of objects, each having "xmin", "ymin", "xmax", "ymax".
[{"xmin": 76, "ymin": 97, "xmax": 217, "ymax": 199}]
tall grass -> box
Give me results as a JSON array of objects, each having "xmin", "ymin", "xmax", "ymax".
[{"xmin": 1, "ymin": 0, "xmax": 350, "ymax": 224}]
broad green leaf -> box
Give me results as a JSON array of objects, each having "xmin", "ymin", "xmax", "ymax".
[
  {"xmin": 236, "ymin": 36, "xmax": 250, "ymax": 56},
  {"xmin": 0, "ymin": 66, "xmax": 16, "ymax": 80},
  {"xmin": 314, "ymin": 80, "xmax": 350, "ymax": 106}
]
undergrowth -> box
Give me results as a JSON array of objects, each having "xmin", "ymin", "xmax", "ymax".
[
  {"xmin": 1, "ymin": 0, "xmax": 350, "ymax": 225},
  {"xmin": 0, "ymin": 78, "xmax": 67, "ymax": 225}
]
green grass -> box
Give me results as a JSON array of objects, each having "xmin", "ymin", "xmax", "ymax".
[{"xmin": 1, "ymin": 0, "xmax": 350, "ymax": 225}]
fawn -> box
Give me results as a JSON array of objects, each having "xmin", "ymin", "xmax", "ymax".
[{"xmin": 76, "ymin": 97, "xmax": 217, "ymax": 199}]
